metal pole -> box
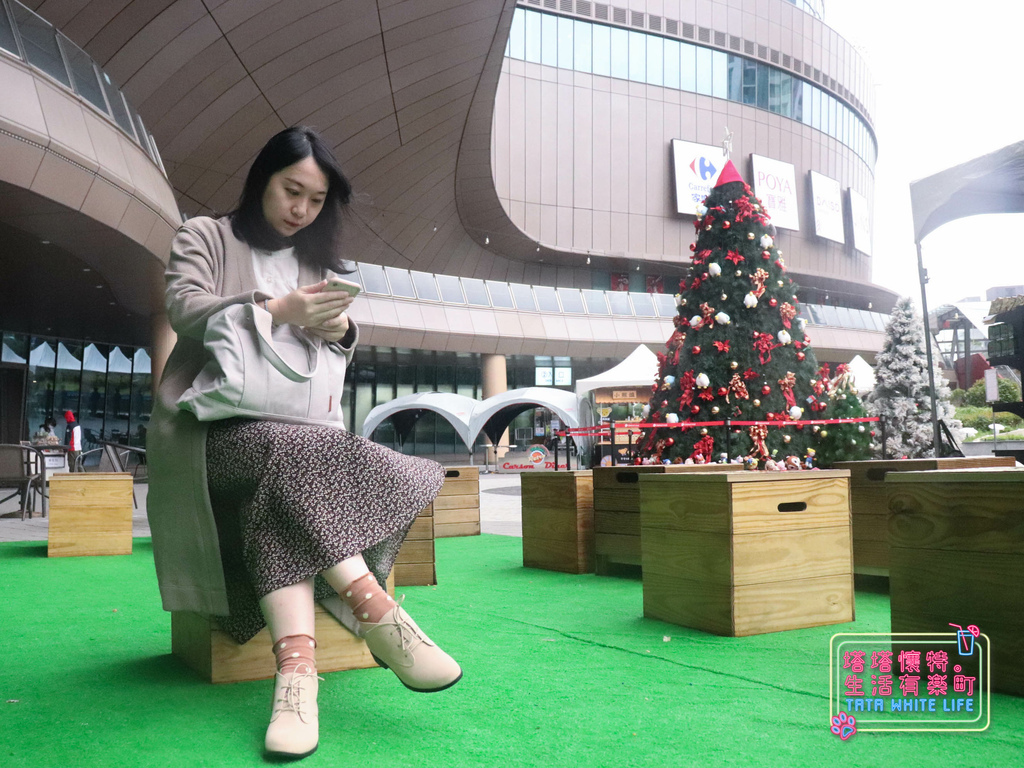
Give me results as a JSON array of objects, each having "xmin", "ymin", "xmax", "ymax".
[
  {"xmin": 916, "ymin": 241, "xmax": 943, "ymax": 457},
  {"xmin": 553, "ymin": 435, "xmax": 559, "ymax": 471},
  {"xmin": 609, "ymin": 418, "xmax": 616, "ymax": 465},
  {"xmin": 724, "ymin": 418, "xmax": 732, "ymax": 462}
]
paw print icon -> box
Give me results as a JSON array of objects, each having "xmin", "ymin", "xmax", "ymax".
[{"xmin": 830, "ymin": 712, "xmax": 856, "ymax": 741}]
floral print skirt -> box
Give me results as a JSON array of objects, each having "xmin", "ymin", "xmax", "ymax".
[{"xmin": 205, "ymin": 418, "xmax": 445, "ymax": 644}]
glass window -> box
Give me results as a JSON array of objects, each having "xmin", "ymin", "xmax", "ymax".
[
  {"xmin": 582, "ymin": 290, "xmax": 610, "ymax": 315},
  {"xmin": 0, "ymin": 1, "xmax": 18, "ymax": 56},
  {"xmin": 607, "ymin": 291, "xmax": 633, "ymax": 315},
  {"xmin": 556, "ymin": 288, "xmax": 585, "ymax": 314},
  {"xmin": 811, "ymin": 87, "xmax": 821, "ymax": 130},
  {"xmin": 557, "ymin": 16, "xmax": 573, "ymax": 69},
  {"xmin": 508, "ymin": 7, "xmax": 525, "ymax": 60},
  {"xmin": 486, "ymin": 281, "xmax": 515, "ymax": 309},
  {"xmin": 663, "ymin": 39, "xmax": 679, "ymax": 90},
  {"xmin": 796, "ymin": 80, "xmax": 809, "ymax": 124},
  {"xmin": 79, "ymin": 344, "xmax": 107, "ymax": 452},
  {"xmin": 524, "ymin": 9, "xmax": 541, "ymax": 63},
  {"xmin": 610, "ymin": 27, "xmax": 628, "ymax": 79},
  {"xmin": 510, "ymin": 283, "xmax": 537, "ymax": 310},
  {"xmin": 767, "ymin": 67, "xmax": 781, "ymax": 114},
  {"xmin": 98, "ymin": 72, "xmax": 135, "ymax": 135},
  {"xmin": 680, "ymin": 42, "xmax": 696, "ymax": 92},
  {"xmin": 148, "ymin": 132, "xmax": 166, "ymax": 176},
  {"xmin": 104, "ymin": 346, "xmax": 133, "ymax": 444},
  {"xmin": 653, "ymin": 293, "xmax": 677, "ymax": 317},
  {"xmin": 646, "ymin": 34, "xmax": 662, "ymax": 86},
  {"xmin": 436, "ymin": 274, "xmax": 465, "ymax": 303},
  {"xmin": 573, "ymin": 19, "xmax": 591, "ymax": 73},
  {"xmin": 695, "ymin": 46, "xmax": 713, "ymax": 95},
  {"xmin": 54, "ymin": 342, "xmax": 83, "ymax": 445},
  {"xmin": 462, "ymin": 277, "xmax": 491, "ymax": 306},
  {"xmin": 541, "ymin": 13, "xmax": 557, "ymax": 67},
  {"xmin": 726, "ymin": 54, "xmax": 743, "ymax": 101},
  {"xmin": 383, "ymin": 267, "xmax": 415, "ymax": 298},
  {"xmin": 26, "ymin": 339, "xmax": 56, "ymax": 441},
  {"xmin": 12, "ymin": 4, "xmax": 70, "ymax": 87},
  {"xmin": 534, "ymin": 285, "xmax": 561, "ymax": 312},
  {"xmin": 128, "ymin": 105, "xmax": 154, "ymax": 158},
  {"xmin": 58, "ymin": 36, "xmax": 105, "ymax": 113},
  {"xmin": 630, "ymin": 293, "xmax": 657, "ymax": 317},
  {"xmin": 410, "ymin": 271, "xmax": 440, "ymax": 300},
  {"xmin": 712, "ymin": 50, "xmax": 728, "ymax": 99},
  {"xmin": 628, "ymin": 30, "xmax": 645, "ymax": 82},
  {"xmin": 357, "ymin": 263, "xmax": 390, "ymax": 294},
  {"xmin": 756, "ymin": 62, "xmax": 769, "ymax": 109},
  {"xmin": 742, "ymin": 58, "xmax": 757, "ymax": 105},
  {"xmin": 128, "ymin": 350, "xmax": 152, "ymax": 448},
  {"xmin": 592, "ymin": 23, "xmax": 610, "ymax": 77}
]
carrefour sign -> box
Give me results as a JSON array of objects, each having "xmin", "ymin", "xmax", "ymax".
[
  {"xmin": 750, "ymin": 155, "xmax": 800, "ymax": 231},
  {"xmin": 671, "ymin": 140, "xmax": 727, "ymax": 215},
  {"xmin": 809, "ymin": 171, "xmax": 845, "ymax": 244}
]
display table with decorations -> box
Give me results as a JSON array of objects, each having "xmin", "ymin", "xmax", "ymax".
[
  {"xmin": 593, "ymin": 463, "xmax": 744, "ymax": 575},
  {"xmin": 639, "ymin": 470, "xmax": 853, "ymax": 636},
  {"xmin": 834, "ymin": 456, "xmax": 1016, "ymax": 575},
  {"xmin": 521, "ymin": 471, "xmax": 594, "ymax": 574},
  {"xmin": 886, "ymin": 468, "xmax": 1024, "ymax": 696},
  {"xmin": 47, "ymin": 473, "xmax": 133, "ymax": 557}
]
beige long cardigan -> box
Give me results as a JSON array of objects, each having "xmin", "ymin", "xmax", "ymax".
[{"xmin": 148, "ymin": 215, "xmax": 357, "ymax": 617}]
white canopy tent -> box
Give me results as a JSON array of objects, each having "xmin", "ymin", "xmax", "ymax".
[
  {"xmin": 361, "ymin": 392, "xmax": 477, "ymax": 450},
  {"xmin": 845, "ymin": 355, "xmax": 875, "ymax": 395},
  {"xmin": 574, "ymin": 344, "xmax": 658, "ymax": 397}
]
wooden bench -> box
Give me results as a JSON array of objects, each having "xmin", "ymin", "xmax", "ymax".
[
  {"xmin": 394, "ymin": 505, "xmax": 435, "ymax": 586},
  {"xmin": 886, "ymin": 467, "xmax": 1024, "ymax": 696},
  {"xmin": 433, "ymin": 466, "xmax": 480, "ymax": 537},
  {"xmin": 593, "ymin": 464, "xmax": 744, "ymax": 575},
  {"xmin": 521, "ymin": 471, "xmax": 594, "ymax": 574},
  {"xmin": 640, "ymin": 470, "xmax": 853, "ymax": 636},
  {"xmin": 47, "ymin": 473, "xmax": 133, "ymax": 557},
  {"xmin": 833, "ymin": 456, "xmax": 1016, "ymax": 575}
]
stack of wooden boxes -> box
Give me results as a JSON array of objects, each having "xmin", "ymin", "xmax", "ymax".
[{"xmin": 639, "ymin": 470, "xmax": 854, "ymax": 636}]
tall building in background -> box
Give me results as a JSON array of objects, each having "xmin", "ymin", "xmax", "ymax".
[{"xmin": 0, "ymin": 0, "xmax": 896, "ymax": 460}]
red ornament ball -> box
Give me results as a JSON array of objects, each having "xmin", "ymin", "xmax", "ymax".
[
  {"xmin": 717, "ymin": 387, "xmax": 728, "ymax": 397},
  {"xmin": 762, "ymin": 250, "xmax": 771, "ymax": 259},
  {"xmin": 766, "ymin": 412, "xmax": 775, "ymax": 420},
  {"xmin": 634, "ymin": 457, "xmax": 642, "ymax": 465},
  {"xmin": 722, "ymin": 220, "xmax": 731, "ymax": 229},
  {"xmin": 769, "ymin": 298, "xmax": 778, "ymax": 307},
  {"xmin": 689, "ymin": 243, "xmax": 696, "ymax": 252},
  {"xmin": 692, "ymin": 345, "xmax": 701, "ymax": 355},
  {"xmin": 665, "ymin": 438, "xmax": 675, "ymax": 447},
  {"xmin": 661, "ymin": 400, "xmax": 668, "ymax": 408},
  {"xmin": 761, "ymin": 385, "xmax": 771, "ymax": 395},
  {"xmin": 870, "ymin": 431, "xmax": 876, "ymax": 437},
  {"xmin": 796, "ymin": 352, "xmax": 806, "ymax": 361},
  {"xmin": 691, "ymin": 405, "xmax": 701, "ymax": 414}
]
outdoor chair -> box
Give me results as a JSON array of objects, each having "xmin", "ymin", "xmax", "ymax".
[{"xmin": 0, "ymin": 444, "xmax": 45, "ymax": 520}]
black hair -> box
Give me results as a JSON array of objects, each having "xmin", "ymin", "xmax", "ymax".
[{"xmin": 230, "ymin": 126, "xmax": 353, "ymax": 272}]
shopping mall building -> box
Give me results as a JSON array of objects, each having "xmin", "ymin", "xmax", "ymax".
[{"xmin": 0, "ymin": 0, "xmax": 897, "ymax": 458}]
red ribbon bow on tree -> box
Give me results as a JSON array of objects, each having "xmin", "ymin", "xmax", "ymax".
[
  {"xmin": 677, "ymin": 371, "xmax": 696, "ymax": 410},
  {"xmin": 777, "ymin": 372, "xmax": 797, "ymax": 409},
  {"xmin": 752, "ymin": 332, "xmax": 778, "ymax": 364},
  {"xmin": 750, "ymin": 269, "xmax": 769, "ymax": 298},
  {"xmin": 691, "ymin": 435, "xmax": 715, "ymax": 464},
  {"xmin": 748, "ymin": 425, "xmax": 769, "ymax": 459},
  {"xmin": 728, "ymin": 374, "xmax": 750, "ymax": 403},
  {"xmin": 700, "ymin": 302, "xmax": 716, "ymax": 323},
  {"xmin": 779, "ymin": 302, "xmax": 797, "ymax": 329}
]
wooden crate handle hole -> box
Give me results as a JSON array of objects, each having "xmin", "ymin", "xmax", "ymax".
[
  {"xmin": 777, "ymin": 501, "xmax": 808, "ymax": 513},
  {"xmin": 616, "ymin": 472, "xmax": 639, "ymax": 484}
]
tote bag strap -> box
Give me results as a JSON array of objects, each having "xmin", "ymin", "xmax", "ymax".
[{"xmin": 250, "ymin": 304, "xmax": 321, "ymax": 382}]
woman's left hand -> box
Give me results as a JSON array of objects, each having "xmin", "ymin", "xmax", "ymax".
[{"xmin": 305, "ymin": 313, "xmax": 350, "ymax": 343}]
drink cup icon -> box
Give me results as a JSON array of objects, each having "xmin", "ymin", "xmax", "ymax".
[{"xmin": 949, "ymin": 623, "xmax": 978, "ymax": 655}]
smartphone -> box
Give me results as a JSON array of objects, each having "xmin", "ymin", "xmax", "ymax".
[{"xmin": 324, "ymin": 278, "xmax": 361, "ymax": 298}]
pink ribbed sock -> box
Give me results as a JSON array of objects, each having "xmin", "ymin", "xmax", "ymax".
[
  {"xmin": 273, "ymin": 634, "xmax": 317, "ymax": 675},
  {"xmin": 338, "ymin": 572, "xmax": 394, "ymax": 624}
]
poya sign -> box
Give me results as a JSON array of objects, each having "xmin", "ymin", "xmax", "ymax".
[
  {"xmin": 750, "ymin": 155, "xmax": 800, "ymax": 231},
  {"xmin": 498, "ymin": 444, "xmax": 568, "ymax": 473},
  {"xmin": 671, "ymin": 140, "xmax": 727, "ymax": 214}
]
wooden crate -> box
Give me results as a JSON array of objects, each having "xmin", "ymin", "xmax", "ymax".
[
  {"xmin": 639, "ymin": 470, "xmax": 854, "ymax": 636},
  {"xmin": 394, "ymin": 506, "xmax": 435, "ymax": 586},
  {"xmin": 171, "ymin": 576, "xmax": 395, "ymax": 684},
  {"xmin": 521, "ymin": 471, "xmax": 594, "ymax": 574},
  {"xmin": 433, "ymin": 466, "xmax": 480, "ymax": 537},
  {"xmin": 47, "ymin": 473, "xmax": 133, "ymax": 557},
  {"xmin": 593, "ymin": 464, "xmax": 744, "ymax": 575},
  {"xmin": 886, "ymin": 467, "xmax": 1024, "ymax": 696},
  {"xmin": 834, "ymin": 456, "xmax": 1016, "ymax": 575}
]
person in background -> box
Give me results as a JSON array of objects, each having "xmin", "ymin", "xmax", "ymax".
[{"xmin": 64, "ymin": 411, "xmax": 83, "ymax": 471}]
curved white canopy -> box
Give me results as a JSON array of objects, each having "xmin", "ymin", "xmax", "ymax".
[
  {"xmin": 575, "ymin": 344, "xmax": 658, "ymax": 396},
  {"xmin": 469, "ymin": 387, "xmax": 583, "ymax": 447},
  {"xmin": 361, "ymin": 392, "xmax": 477, "ymax": 450}
]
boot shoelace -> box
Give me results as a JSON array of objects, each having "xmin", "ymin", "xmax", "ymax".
[{"xmin": 273, "ymin": 668, "xmax": 322, "ymax": 723}]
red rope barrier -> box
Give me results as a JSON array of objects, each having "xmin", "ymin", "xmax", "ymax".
[{"xmin": 558, "ymin": 416, "xmax": 879, "ymax": 438}]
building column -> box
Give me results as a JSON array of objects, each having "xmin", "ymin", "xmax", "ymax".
[
  {"xmin": 148, "ymin": 260, "xmax": 175, "ymax": 394},
  {"xmin": 481, "ymin": 354, "xmax": 508, "ymax": 463}
]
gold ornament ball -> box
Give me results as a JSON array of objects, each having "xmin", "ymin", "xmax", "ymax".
[
  {"xmin": 721, "ymin": 293, "xmax": 728, "ymax": 301},
  {"xmin": 812, "ymin": 425, "xmax": 819, "ymax": 432},
  {"xmin": 711, "ymin": 406, "xmax": 720, "ymax": 414},
  {"xmin": 777, "ymin": 280, "xmax": 784, "ymax": 287},
  {"xmin": 730, "ymin": 361, "xmax": 739, "ymax": 369},
  {"xmin": 705, "ymin": 224, "xmax": 712, "ymax": 230},
  {"xmin": 783, "ymin": 434, "xmax": 792, "ymax": 443},
  {"xmin": 680, "ymin": 298, "xmax": 687, "ymax": 306},
  {"xmin": 753, "ymin": 399, "xmax": 761, "ymax": 407},
  {"xmin": 735, "ymin": 270, "xmax": 743, "ymax": 277},
  {"xmin": 747, "ymin": 232, "xmax": 755, "ymax": 240},
  {"xmin": 700, "ymin": 428, "xmax": 708, "ymax": 435},
  {"xmin": 820, "ymin": 430, "xmax": 828, "ymax": 437}
]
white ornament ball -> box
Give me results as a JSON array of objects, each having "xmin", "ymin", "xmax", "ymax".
[
  {"xmin": 695, "ymin": 373, "xmax": 710, "ymax": 388},
  {"xmin": 858, "ymin": 426, "xmax": 865, "ymax": 433},
  {"xmin": 665, "ymin": 413, "xmax": 680, "ymax": 423},
  {"xmin": 777, "ymin": 330, "xmax": 792, "ymax": 345},
  {"xmin": 715, "ymin": 311, "xmax": 731, "ymax": 325},
  {"xmin": 851, "ymin": 439, "xmax": 857, "ymax": 446},
  {"xmin": 777, "ymin": 280, "xmax": 784, "ymax": 287},
  {"xmin": 744, "ymin": 293, "xmax": 758, "ymax": 308},
  {"xmin": 708, "ymin": 263, "xmax": 722, "ymax": 277},
  {"xmin": 760, "ymin": 234, "xmax": 774, "ymax": 248},
  {"xmin": 788, "ymin": 405, "xmax": 803, "ymax": 419}
]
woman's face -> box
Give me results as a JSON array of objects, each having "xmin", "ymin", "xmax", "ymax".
[{"xmin": 261, "ymin": 155, "xmax": 329, "ymax": 238}]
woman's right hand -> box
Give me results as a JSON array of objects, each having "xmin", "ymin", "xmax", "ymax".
[{"xmin": 266, "ymin": 280, "xmax": 354, "ymax": 327}]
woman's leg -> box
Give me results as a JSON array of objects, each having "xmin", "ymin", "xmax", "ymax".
[
  {"xmin": 260, "ymin": 578, "xmax": 319, "ymax": 759},
  {"xmin": 321, "ymin": 554, "xmax": 462, "ymax": 693}
]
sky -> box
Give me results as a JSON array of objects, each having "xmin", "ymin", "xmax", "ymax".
[{"xmin": 823, "ymin": 0, "xmax": 1024, "ymax": 309}]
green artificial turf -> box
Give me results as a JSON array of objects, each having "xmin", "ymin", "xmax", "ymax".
[{"xmin": 1, "ymin": 535, "xmax": 1022, "ymax": 767}]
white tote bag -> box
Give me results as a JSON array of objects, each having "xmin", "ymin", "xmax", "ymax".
[{"xmin": 177, "ymin": 302, "xmax": 348, "ymax": 428}]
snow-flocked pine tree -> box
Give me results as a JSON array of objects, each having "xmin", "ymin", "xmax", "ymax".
[{"xmin": 866, "ymin": 296, "xmax": 961, "ymax": 458}]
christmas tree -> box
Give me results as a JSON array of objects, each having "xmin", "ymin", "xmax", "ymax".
[
  {"xmin": 810, "ymin": 363, "xmax": 872, "ymax": 466},
  {"xmin": 866, "ymin": 296, "xmax": 961, "ymax": 458},
  {"xmin": 638, "ymin": 161, "xmax": 827, "ymax": 467}
]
